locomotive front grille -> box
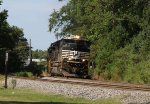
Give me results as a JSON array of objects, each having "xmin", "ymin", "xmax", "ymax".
[{"xmin": 62, "ymin": 50, "xmax": 89, "ymax": 60}]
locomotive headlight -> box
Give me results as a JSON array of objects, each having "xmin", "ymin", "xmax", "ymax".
[
  {"xmin": 75, "ymin": 35, "xmax": 80, "ymax": 39},
  {"xmin": 82, "ymin": 59, "xmax": 86, "ymax": 62},
  {"xmin": 68, "ymin": 57, "xmax": 72, "ymax": 60},
  {"xmin": 68, "ymin": 56, "xmax": 73, "ymax": 60}
]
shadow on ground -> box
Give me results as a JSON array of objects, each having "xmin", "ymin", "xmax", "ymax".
[{"xmin": 0, "ymin": 101, "xmax": 87, "ymax": 104}]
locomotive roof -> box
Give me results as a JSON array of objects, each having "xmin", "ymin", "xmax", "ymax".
[{"xmin": 49, "ymin": 38, "xmax": 89, "ymax": 49}]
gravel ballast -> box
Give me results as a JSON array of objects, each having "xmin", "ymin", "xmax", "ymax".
[{"xmin": 3, "ymin": 77, "xmax": 150, "ymax": 104}]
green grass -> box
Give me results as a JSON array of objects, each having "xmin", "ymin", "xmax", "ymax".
[{"xmin": 0, "ymin": 88, "xmax": 121, "ymax": 104}]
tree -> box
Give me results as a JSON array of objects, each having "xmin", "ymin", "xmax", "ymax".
[
  {"xmin": 0, "ymin": 1, "xmax": 29, "ymax": 73},
  {"xmin": 49, "ymin": 0, "xmax": 150, "ymax": 83},
  {"xmin": 32, "ymin": 49, "xmax": 47, "ymax": 59}
]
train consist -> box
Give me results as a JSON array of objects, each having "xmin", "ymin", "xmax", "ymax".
[{"xmin": 47, "ymin": 35, "xmax": 90, "ymax": 78}]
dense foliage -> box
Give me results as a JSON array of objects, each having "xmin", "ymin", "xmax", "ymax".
[
  {"xmin": 49, "ymin": 0, "xmax": 150, "ymax": 83},
  {"xmin": 0, "ymin": 1, "xmax": 29, "ymax": 73}
]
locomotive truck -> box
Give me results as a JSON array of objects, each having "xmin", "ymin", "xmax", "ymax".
[{"xmin": 47, "ymin": 35, "xmax": 90, "ymax": 78}]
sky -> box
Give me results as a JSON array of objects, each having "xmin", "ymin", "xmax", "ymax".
[{"xmin": 1, "ymin": 0, "xmax": 67, "ymax": 50}]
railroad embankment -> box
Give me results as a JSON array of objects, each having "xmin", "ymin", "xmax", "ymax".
[{"xmin": 2, "ymin": 77, "xmax": 150, "ymax": 104}]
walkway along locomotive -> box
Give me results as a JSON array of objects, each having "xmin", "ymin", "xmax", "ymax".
[{"xmin": 47, "ymin": 35, "xmax": 90, "ymax": 77}]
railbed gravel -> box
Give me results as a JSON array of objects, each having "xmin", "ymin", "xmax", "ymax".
[{"xmin": 3, "ymin": 78, "xmax": 150, "ymax": 104}]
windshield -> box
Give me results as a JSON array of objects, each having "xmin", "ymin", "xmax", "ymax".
[{"xmin": 62, "ymin": 39, "xmax": 90, "ymax": 52}]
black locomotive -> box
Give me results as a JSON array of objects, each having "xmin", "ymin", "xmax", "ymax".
[{"xmin": 47, "ymin": 35, "xmax": 90, "ymax": 77}]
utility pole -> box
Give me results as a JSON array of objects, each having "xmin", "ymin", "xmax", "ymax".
[
  {"xmin": 4, "ymin": 52, "xmax": 8, "ymax": 88},
  {"xmin": 29, "ymin": 39, "xmax": 32, "ymax": 64}
]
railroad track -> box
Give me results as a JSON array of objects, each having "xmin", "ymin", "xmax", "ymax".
[{"xmin": 14, "ymin": 77, "xmax": 150, "ymax": 92}]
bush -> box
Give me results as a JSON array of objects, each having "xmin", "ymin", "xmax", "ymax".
[
  {"xmin": 11, "ymin": 79, "xmax": 17, "ymax": 89},
  {"xmin": 26, "ymin": 61, "xmax": 47, "ymax": 76},
  {"xmin": 136, "ymin": 60, "xmax": 150, "ymax": 84},
  {"xmin": 15, "ymin": 72, "xmax": 33, "ymax": 77},
  {"xmin": 94, "ymin": 45, "xmax": 150, "ymax": 84}
]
